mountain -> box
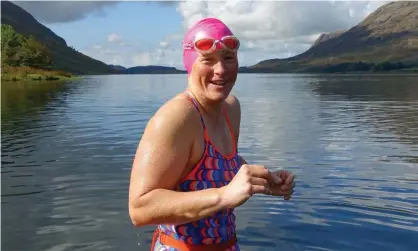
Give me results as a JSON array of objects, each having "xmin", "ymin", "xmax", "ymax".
[
  {"xmin": 310, "ymin": 30, "xmax": 346, "ymax": 49},
  {"xmin": 245, "ymin": 1, "xmax": 418, "ymax": 73},
  {"xmin": 108, "ymin": 65, "xmax": 127, "ymax": 71},
  {"xmin": 1, "ymin": 1, "xmax": 115, "ymax": 75},
  {"xmin": 108, "ymin": 64, "xmax": 186, "ymax": 74},
  {"xmin": 1, "ymin": 1, "xmax": 186, "ymax": 75},
  {"xmin": 121, "ymin": 65, "xmax": 186, "ymax": 74}
]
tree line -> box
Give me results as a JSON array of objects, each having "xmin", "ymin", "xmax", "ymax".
[
  {"xmin": 305, "ymin": 61, "xmax": 414, "ymax": 73},
  {"xmin": 1, "ymin": 24, "xmax": 53, "ymax": 69}
]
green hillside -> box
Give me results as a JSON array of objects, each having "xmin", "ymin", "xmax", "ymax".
[
  {"xmin": 1, "ymin": 23, "xmax": 77, "ymax": 81},
  {"xmin": 121, "ymin": 65, "xmax": 186, "ymax": 74},
  {"xmin": 1, "ymin": 1, "xmax": 115, "ymax": 75},
  {"xmin": 244, "ymin": 1, "xmax": 418, "ymax": 73}
]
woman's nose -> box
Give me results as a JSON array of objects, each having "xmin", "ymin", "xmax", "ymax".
[{"xmin": 213, "ymin": 60, "xmax": 226, "ymax": 75}]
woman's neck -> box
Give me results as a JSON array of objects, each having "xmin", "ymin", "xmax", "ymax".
[{"xmin": 185, "ymin": 88, "xmax": 224, "ymax": 124}]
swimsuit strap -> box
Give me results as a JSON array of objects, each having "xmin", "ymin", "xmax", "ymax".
[
  {"xmin": 185, "ymin": 91, "xmax": 237, "ymax": 153},
  {"xmin": 222, "ymin": 105, "xmax": 236, "ymax": 146},
  {"xmin": 185, "ymin": 92, "xmax": 206, "ymax": 130}
]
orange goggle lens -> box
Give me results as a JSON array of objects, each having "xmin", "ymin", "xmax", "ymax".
[
  {"xmin": 195, "ymin": 38, "xmax": 215, "ymax": 51},
  {"xmin": 222, "ymin": 37, "xmax": 239, "ymax": 50},
  {"xmin": 194, "ymin": 37, "xmax": 240, "ymax": 51}
]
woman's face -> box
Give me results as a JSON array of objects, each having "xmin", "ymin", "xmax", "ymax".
[{"xmin": 189, "ymin": 49, "xmax": 238, "ymax": 103}]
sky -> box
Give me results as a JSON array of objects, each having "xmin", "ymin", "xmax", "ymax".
[{"xmin": 13, "ymin": 0, "xmax": 392, "ymax": 70}]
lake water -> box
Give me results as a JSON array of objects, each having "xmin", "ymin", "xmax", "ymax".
[{"xmin": 2, "ymin": 73, "xmax": 418, "ymax": 251}]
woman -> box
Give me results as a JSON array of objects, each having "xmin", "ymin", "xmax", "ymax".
[{"xmin": 128, "ymin": 17, "xmax": 295, "ymax": 251}]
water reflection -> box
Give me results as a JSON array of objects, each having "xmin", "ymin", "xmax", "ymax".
[
  {"xmin": 233, "ymin": 74, "xmax": 418, "ymax": 250},
  {"xmin": 307, "ymin": 74, "xmax": 418, "ymax": 101},
  {"xmin": 2, "ymin": 74, "xmax": 418, "ymax": 251},
  {"xmin": 308, "ymin": 74, "xmax": 418, "ymax": 153},
  {"xmin": 2, "ymin": 80, "xmax": 77, "ymax": 121},
  {"xmin": 1, "ymin": 75, "xmax": 187, "ymax": 251},
  {"xmin": 2, "ymin": 80, "xmax": 79, "ymax": 196}
]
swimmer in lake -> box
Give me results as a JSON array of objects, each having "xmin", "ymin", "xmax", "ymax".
[{"xmin": 128, "ymin": 17, "xmax": 296, "ymax": 251}]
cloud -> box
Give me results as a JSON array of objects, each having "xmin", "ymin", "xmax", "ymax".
[
  {"xmin": 80, "ymin": 32, "xmax": 134, "ymax": 67},
  {"xmin": 82, "ymin": 0, "xmax": 391, "ymax": 68},
  {"xmin": 80, "ymin": 45, "xmax": 126, "ymax": 66},
  {"xmin": 12, "ymin": 0, "xmax": 178, "ymax": 24},
  {"xmin": 107, "ymin": 33, "xmax": 122, "ymax": 43},
  {"xmin": 92, "ymin": 44, "xmax": 102, "ymax": 50},
  {"xmin": 22, "ymin": 0, "xmax": 391, "ymax": 68},
  {"xmin": 175, "ymin": 0, "xmax": 392, "ymax": 64},
  {"xmin": 129, "ymin": 47, "xmax": 183, "ymax": 68},
  {"xmin": 79, "ymin": 31, "xmax": 183, "ymax": 68},
  {"xmin": 132, "ymin": 53, "xmax": 152, "ymax": 66},
  {"xmin": 178, "ymin": 1, "xmax": 392, "ymax": 38},
  {"xmin": 125, "ymin": 33, "xmax": 184, "ymax": 68},
  {"xmin": 159, "ymin": 41, "xmax": 169, "ymax": 48},
  {"xmin": 12, "ymin": 1, "xmax": 119, "ymax": 24}
]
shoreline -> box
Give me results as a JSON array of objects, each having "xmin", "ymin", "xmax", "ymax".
[
  {"xmin": 3, "ymin": 67, "xmax": 416, "ymax": 81},
  {"xmin": 1, "ymin": 66, "xmax": 79, "ymax": 82},
  {"xmin": 102, "ymin": 70, "xmax": 418, "ymax": 75}
]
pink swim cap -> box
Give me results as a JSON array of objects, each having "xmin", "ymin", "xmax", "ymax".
[{"xmin": 182, "ymin": 17, "xmax": 235, "ymax": 75}]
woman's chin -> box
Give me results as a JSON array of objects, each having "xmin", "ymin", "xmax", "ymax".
[{"xmin": 206, "ymin": 85, "xmax": 231, "ymax": 101}]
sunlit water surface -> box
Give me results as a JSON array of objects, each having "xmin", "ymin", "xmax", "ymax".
[{"xmin": 2, "ymin": 74, "xmax": 417, "ymax": 251}]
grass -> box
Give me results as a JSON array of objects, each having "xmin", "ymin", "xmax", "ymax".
[{"xmin": 1, "ymin": 66, "xmax": 79, "ymax": 82}]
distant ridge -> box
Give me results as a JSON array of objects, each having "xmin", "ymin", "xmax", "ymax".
[
  {"xmin": 1, "ymin": 1, "xmax": 115, "ymax": 75},
  {"xmin": 1, "ymin": 1, "xmax": 186, "ymax": 75},
  {"xmin": 121, "ymin": 65, "xmax": 186, "ymax": 74},
  {"xmin": 244, "ymin": 1, "xmax": 418, "ymax": 73},
  {"xmin": 4, "ymin": 0, "xmax": 415, "ymax": 75},
  {"xmin": 108, "ymin": 65, "xmax": 127, "ymax": 71}
]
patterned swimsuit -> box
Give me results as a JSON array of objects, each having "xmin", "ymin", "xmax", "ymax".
[{"xmin": 152, "ymin": 94, "xmax": 242, "ymax": 251}]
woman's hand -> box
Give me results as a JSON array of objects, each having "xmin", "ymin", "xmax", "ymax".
[
  {"xmin": 219, "ymin": 165, "xmax": 296, "ymax": 210},
  {"xmin": 271, "ymin": 170, "xmax": 295, "ymax": 200},
  {"xmin": 219, "ymin": 164, "xmax": 281, "ymax": 208}
]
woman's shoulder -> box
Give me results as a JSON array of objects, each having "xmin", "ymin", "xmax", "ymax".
[
  {"xmin": 224, "ymin": 94, "xmax": 241, "ymax": 118},
  {"xmin": 159, "ymin": 93, "xmax": 197, "ymax": 115},
  {"xmin": 223, "ymin": 95, "xmax": 241, "ymax": 137},
  {"xmin": 146, "ymin": 93, "xmax": 201, "ymax": 134}
]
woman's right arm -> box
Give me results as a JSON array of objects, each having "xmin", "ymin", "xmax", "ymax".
[{"xmin": 128, "ymin": 99, "xmax": 277, "ymax": 227}]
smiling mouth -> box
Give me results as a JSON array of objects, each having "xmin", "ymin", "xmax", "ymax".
[{"xmin": 209, "ymin": 81, "xmax": 226, "ymax": 86}]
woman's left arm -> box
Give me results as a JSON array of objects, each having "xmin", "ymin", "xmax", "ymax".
[{"xmin": 225, "ymin": 95, "xmax": 249, "ymax": 166}]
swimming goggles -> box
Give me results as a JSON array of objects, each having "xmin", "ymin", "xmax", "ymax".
[{"xmin": 183, "ymin": 35, "xmax": 240, "ymax": 54}]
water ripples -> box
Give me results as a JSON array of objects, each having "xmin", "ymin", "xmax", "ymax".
[{"xmin": 2, "ymin": 74, "xmax": 418, "ymax": 251}]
